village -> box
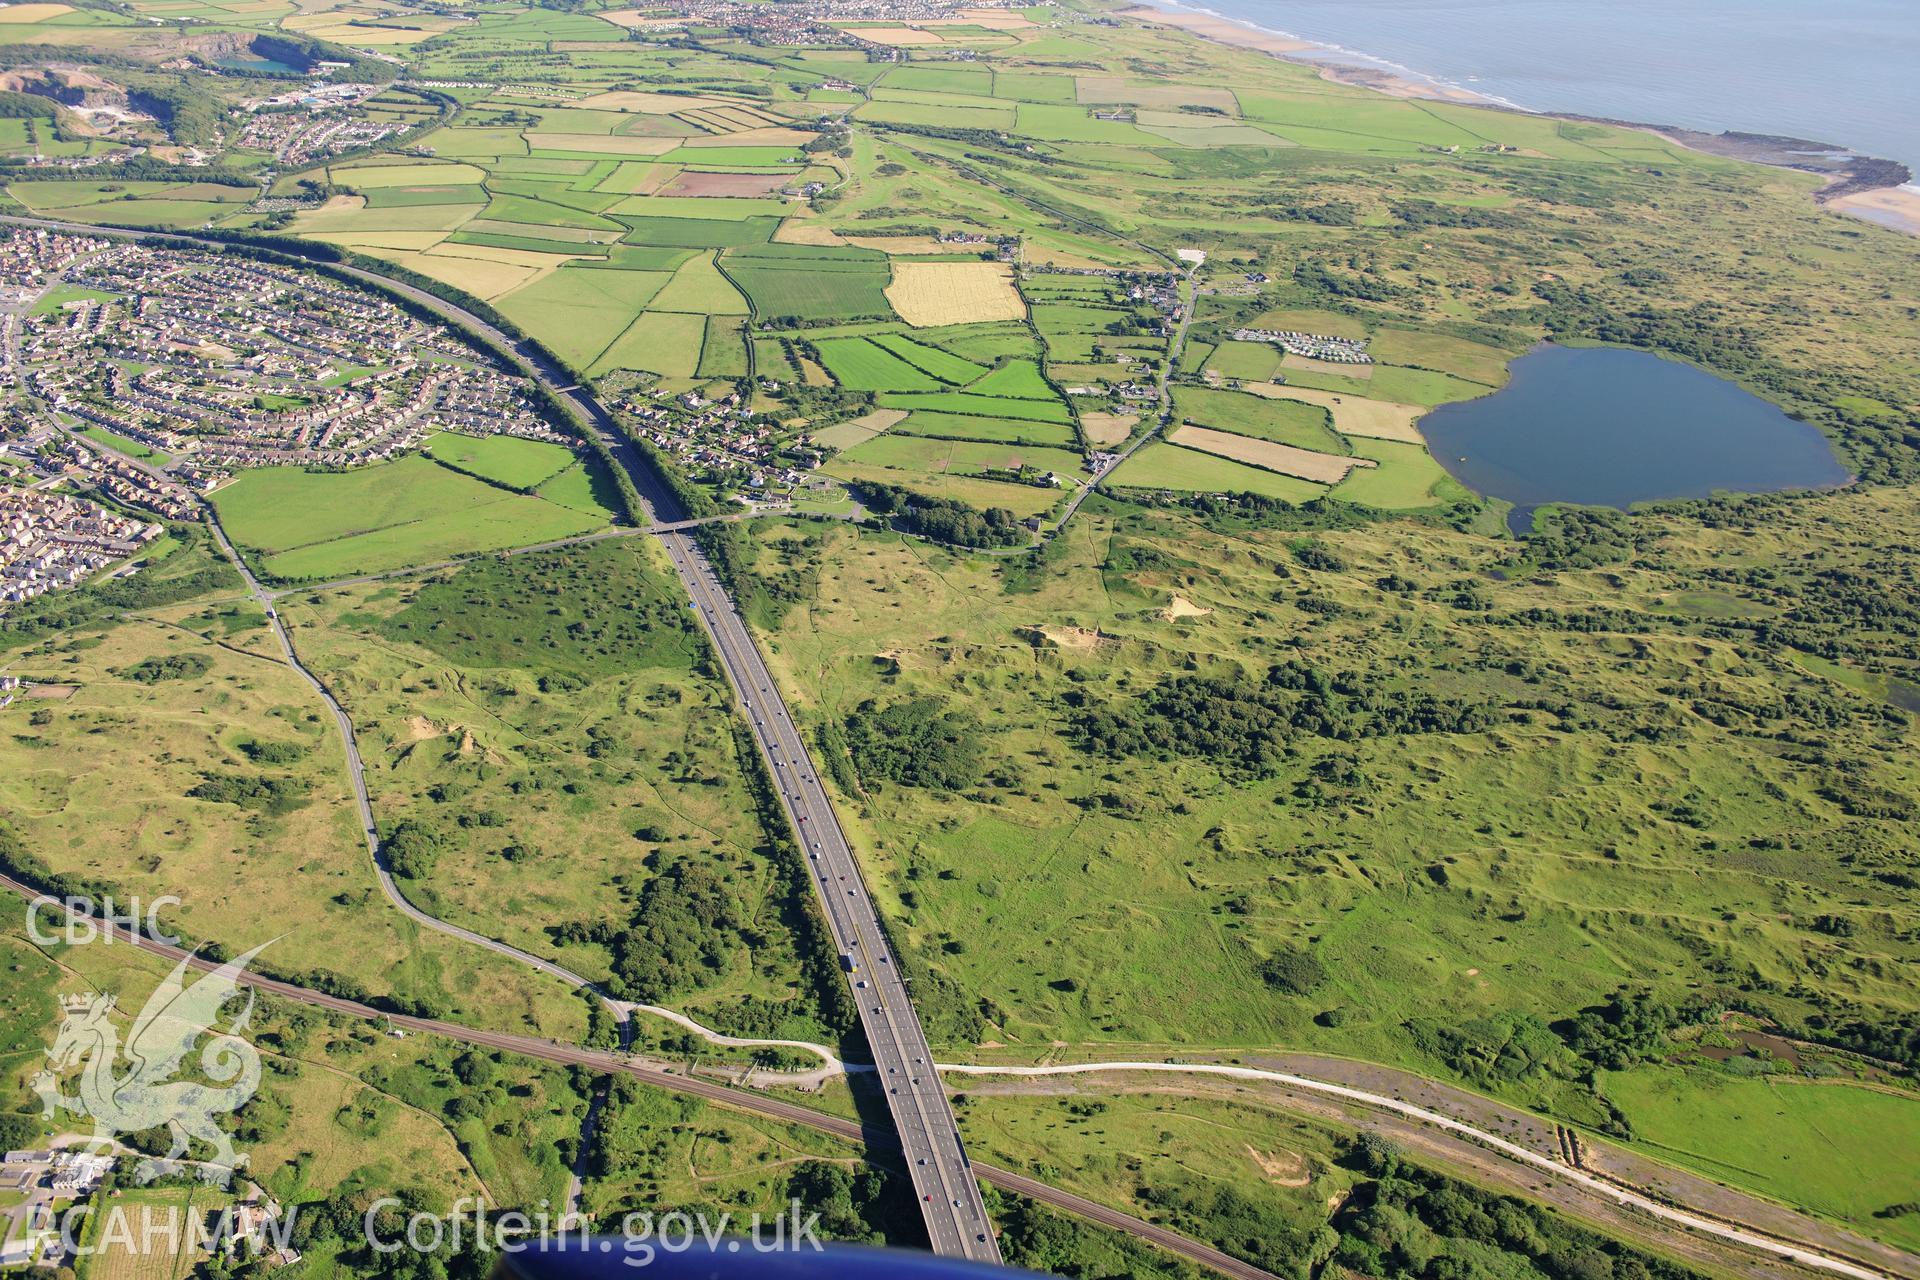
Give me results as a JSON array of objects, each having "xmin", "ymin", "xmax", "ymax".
[
  {"xmin": 5, "ymin": 235, "xmax": 566, "ymax": 476},
  {"xmin": 0, "ymin": 484, "xmax": 160, "ymax": 607},
  {"xmin": 636, "ymin": 0, "xmax": 1037, "ymax": 46},
  {"xmin": 0, "ymin": 228, "xmax": 581, "ymax": 610},
  {"xmin": 237, "ymin": 81, "xmax": 409, "ymax": 165},
  {"xmin": 614, "ymin": 381, "xmax": 828, "ymax": 509}
]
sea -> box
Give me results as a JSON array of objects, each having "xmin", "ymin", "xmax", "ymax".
[{"xmin": 1144, "ymin": 0, "xmax": 1920, "ymax": 171}]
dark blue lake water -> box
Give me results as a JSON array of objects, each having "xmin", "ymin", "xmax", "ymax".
[{"xmin": 1418, "ymin": 345, "xmax": 1852, "ymax": 532}]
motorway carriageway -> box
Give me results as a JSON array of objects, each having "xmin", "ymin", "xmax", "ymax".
[
  {"xmin": 0, "ymin": 875, "xmax": 1272, "ymax": 1280},
  {"xmin": 658, "ymin": 528, "xmax": 998, "ymax": 1264}
]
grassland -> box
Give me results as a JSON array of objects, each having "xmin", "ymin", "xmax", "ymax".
[
  {"xmin": 1328, "ymin": 437, "xmax": 1460, "ymax": 509},
  {"xmin": 959, "ymin": 1086, "xmax": 1355, "ymax": 1275},
  {"xmin": 1245, "ymin": 385, "xmax": 1428, "ymax": 443},
  {"xmin": 1599, "ymin": 1065, "xmax": 1920, "ymax": 1249},
  {"xmin": 9, "ymin": 0, "xmax": 1920, "ymax": 1262},
  {"xmin": 590, "ymin": 309, "xmax": 707, "ymax": 378},
  {"xmin": 1166, "ymin": 424, "xmax": 1362, "ymax": 485},
  {"xmin": 421, "ymin": 432, "xmax": 578, "ymax": 488},
  {"xmin": 894, "ymin": 410, "xmax": 1076, "ymax": 447},
  {"xmin": 729, "ymin": 485, "xmax": 1920, "ymax": 1170},
  {"xmin": 840, "ymin": 433, "xmax": 1083, "ymax": 481},
  {"xmin": 77, "ymin": 423, "xmax": 169, "ymax": 463},
  {"xmin": 822, "ymin": 460, "xmax": 1066, "ymax": 519},
  {"xmin": 0, "ymin": 540, "xmax": 588, "ymax": 1038},
  {"xmin": 1108, "ymin": 442, "xmax": 1331, "ymax": 501},
  {"xmin": 209, "ymin": 455, "xmax": 611, "ymax": 581},
  {"xmin": 277, "ymin": 537, "xmax": 840, "ymax": 1041},
  {"xmin": 1173, "ymin": 385, "xmax": 1347, "ymax": 454},
  {"xmin": 813, "ymin": 336, "xmax": 945, "ymax": 392},
  {"xmin": 727, "ymin": 256, "xmax": 894, "ymax": 323}
]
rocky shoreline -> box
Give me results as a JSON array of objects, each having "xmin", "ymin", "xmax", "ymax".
[{"xmin": 1537, "ymin": 117, "xmax": 1911, "ymax": 203}]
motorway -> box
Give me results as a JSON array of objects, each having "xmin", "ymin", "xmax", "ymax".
[
  {"xmin": 0, "ymin": 873, "xmax": 1272, "ymax": 1280},
  {"xmin": 0, "ymin": 214, "xmax": 1003, "ymax": 1264},
  {"xmin": 658, "ymin": 529, "xmax": 998, "ymax": 1262},
  {"xmin": 17, "ymin": 215, "xmax": 1916, "ymax": 1280},
  {"xmin": 14, "ymin": 862, "xmax": 1915, "ymax": 1280}
]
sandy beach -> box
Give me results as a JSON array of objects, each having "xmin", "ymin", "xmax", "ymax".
[
  {"xmin": 1118, "ymin": 3, "xmax": 1496, "ymax": 103},
  {"xmin": 1829, "ymin": 184, "xmax": 1920, "ymax": 238}
]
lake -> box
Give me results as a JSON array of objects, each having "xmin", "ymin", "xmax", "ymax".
[
  {"xmin": 215, "ymin": 55, "xmax": 306, "ymax": 75},
  {"xmin": 1418, "ymin": 345, "xmax": 1852, "ymax": 532}
]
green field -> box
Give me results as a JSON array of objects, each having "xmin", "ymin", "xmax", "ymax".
[
  {"xmin": 1173, "ymin": 385, "xmax": 1346, "ymax": 453},
  {"xmin": 967, "ymin": 358, "xmax": 1055, "ymax": 399},
  {"xmin": 813, "ymin": 336, "xmax": 945, "ymax": 391},
  {"xmin": 893, "ymin": 410, "xmax": 1076, "ymax": 447},
  {"xmin": 876, "ymin": 391, "xmax": 1073, "ymax": 424},
  {"xmin": 840, "ymin": 433, "xmax": 1083, "ymax": 480},
  {"xmin": 210, "ymin": 455, "xmax": 608, "ymax": 581},
  {"xmin": 589, "ymin": 309, "xmax": 708, "ymax": 378},
  {"xmin": 77, "ymin": 423, "xmax": 168, "ymax": 462},
  {"xmin": 1207, "ymin": 339, "xmax": 1285, "ymax": 381},
  {"xmin": 1601, "ymin": 1066, "xmax": 1920, "ymax": 1249},
  {"xmin": 869, "ymin": 332, "xmax": 990, "ymax": 384},
  {"xmin": 647, "ymin": 250, "xmax": 749, "ymax": 313},
  {"xmin": 622, "ymin": 216, "xmax": 781, "ymax": 248},
  {"xmin": 423, "ymin": 432, "xmax": 579, "ymax": 488},
  {"xmin": 496, "ymin": 266, "xmax": 671, "ymax": 368},
  {"xmin": 29, "ymin": 284, "xmax": 119, "ymax": 316},
  {"xmin": 728, "ymin": 262, "xmax": 894, "ymax": 322},
  {"xmin": 1328, "ymin": 437, "xmax": 1458, "ymax": 509}
]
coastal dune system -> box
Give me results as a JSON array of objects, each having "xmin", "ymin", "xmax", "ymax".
[
  {"xmin": 0, "ymin": 1, "xmax": 1917, "ymax": 1278},
  {"xmin": 1124, "ymin": 0, "xmax": 1920, "ymax": 233}
]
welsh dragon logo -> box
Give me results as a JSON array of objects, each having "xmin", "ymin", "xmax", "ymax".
[{"xmin": 32, "ymin": 945, "xmax": 269, "ymax": 1186}]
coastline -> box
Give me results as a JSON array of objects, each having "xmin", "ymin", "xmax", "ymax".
[
  {"xmin": 1827, "ymin": 183, "xmax": 1920, "ymax": 238},
  {"xmin": 1118, "ymin": 0, "xmax": 1918, "ymax": 237},
  {"xmin": 1117, "ymin": 2, "xmax": 1500, "ymax": 105}
]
